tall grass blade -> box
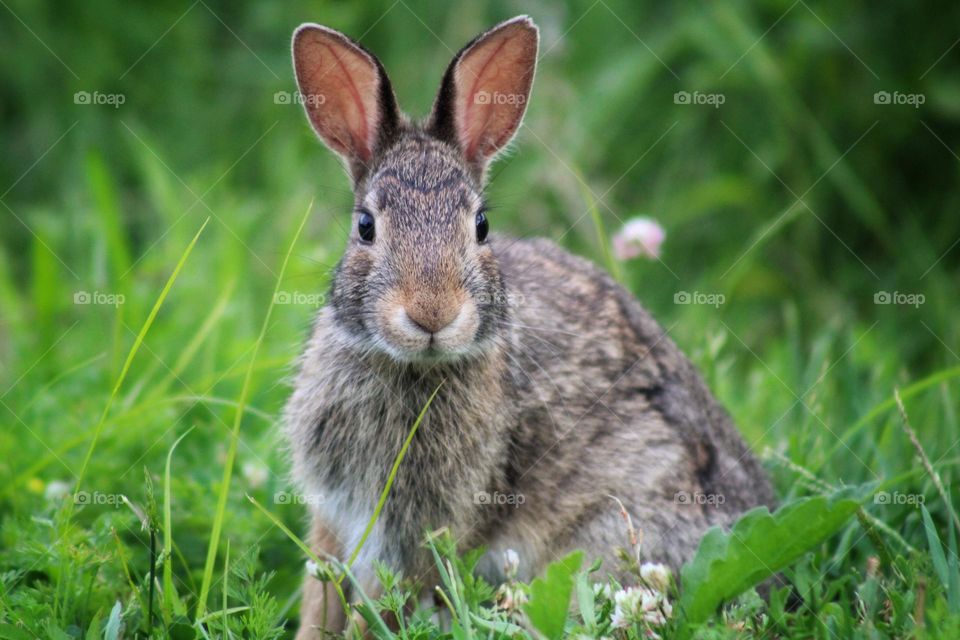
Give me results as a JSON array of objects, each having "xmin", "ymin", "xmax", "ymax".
[
  {"xmin": 575, "ymin": 171, "xmax": 622, "ymax": 283},
  {"xmin": 71, "ymin": 218, "xmax": 210, "ymax": 514},
  {"xmin": 346, "ymin": 382, "xmax": 444, "ymax": 570},
  {"xmin": 164, "ymin": 426, "xmax": 194, "ymax": 619},
  {"xmin": 820, "ymin": 365, "xmax": 960, "ymax": 470},
  {"xmin": 195, "ymin": 201, "xmax": 312, "ymax": 618},
  {"xmin": 246, "ymin": 495, "xmax": 350, "ymax": 616},
  {"xmin": 86, "ymin": 152, "xmax": 131, "ymax": 279}
]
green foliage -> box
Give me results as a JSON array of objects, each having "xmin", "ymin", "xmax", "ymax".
[
  {"xmin": 922, "ymin": 505, "xmax": 960, "ymax": 614},
  {"xmin": 523, "ymin": 551, "xmax": 584, "ymax": 639},
  {"xmin": 679, "ymin": 486, "xmax": 870, "ymax": 624}
]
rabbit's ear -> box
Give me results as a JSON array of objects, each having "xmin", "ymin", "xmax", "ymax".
[
  {"xmin": 428, "ymin": 16, "xmax": 538, "ymax": 176},
  {"xmin": 292, "ymin": 24, "xmax": 400, "ymax": 182}
]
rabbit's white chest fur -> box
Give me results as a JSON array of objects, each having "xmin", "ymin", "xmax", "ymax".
[{"xmin": 285, "ymin": 313, "xmax": 514, "ymax": 579}]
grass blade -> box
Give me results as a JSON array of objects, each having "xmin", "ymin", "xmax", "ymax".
[
  {"xmin": 345, "ymin": 382, "xmax": 444, "ymax": 570},
  {"xmin": 195, "ymin": 202, "xmax": 312, "ymax": 618},
  {"xmin": 819, "ymin": 365, "xmax": 960, "ymax": 471},
  {"xmin": 163, "ymin": 426, "xmax": 195, "ymax": 619},
  {"xmin": 246, "ymin": 495, "xmax": 350, "ymax": 616},
  {"xmin": 71, "ymin": 218, "xmax": 210, "ymax": 513},
  {"xmin": 575, "ymin": 170, "xmax": 622, "ymax": 283}
]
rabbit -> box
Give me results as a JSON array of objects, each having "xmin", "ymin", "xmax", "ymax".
[{"xmin": 283, "ymin": 15, "xmax": 775, "ymax": 636}]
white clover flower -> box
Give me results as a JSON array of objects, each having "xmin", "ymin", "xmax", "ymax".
[
  {"xmin": 503, "ymin": 548, "xmax": 520, "ymax": 580},
  {"xmin": 639, "ymin": 562, "xmax": 672, "ymax": 593},
  {"xmin": 242, "ymin": 461, "xmax": 269, "ymax": 488},
  {"xmin": 611, "ymin": 587, "xmax": 643, "ymax": 628},
  {"xmin": 610, "ymin": 585, "xmax": 672, "ymax": 629},
  {"xmin": 612, "ymin": 217, "xmax": 666, "ymax": 261},
  {"xmin": 44, "ymin": 480, "xmax": 72, "ymax": 501}
]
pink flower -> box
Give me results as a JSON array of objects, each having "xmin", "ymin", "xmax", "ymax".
[{"xmin": 612, "ymin": 217, "xmax": 665, "ymax": 260}]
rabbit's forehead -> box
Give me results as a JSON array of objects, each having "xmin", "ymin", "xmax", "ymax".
[
  {"xmin": 362, "ymin": 140, "xmax": 482, "ymax": 222},
  {"xmin": 365, "ymin": 178, "xmax": 478, "ymax": 220}
]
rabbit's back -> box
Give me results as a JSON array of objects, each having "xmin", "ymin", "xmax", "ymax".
[{"xmin": 482, "ymin": 234, "xmax": 773, "ymax": 572}]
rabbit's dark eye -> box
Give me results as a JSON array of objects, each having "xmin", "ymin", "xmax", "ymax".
[
  {"xmin": 475, "ymin": 210, "xmax": 489, "ymax": 243},
  {"xmin": 357, "ymin": 211, "xmax": 375, "ymax": 243}
]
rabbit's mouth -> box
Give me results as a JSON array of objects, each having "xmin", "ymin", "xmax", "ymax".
[{"xmin": 375, "ymin": 296, "xmax": 483, "ymax": 363}]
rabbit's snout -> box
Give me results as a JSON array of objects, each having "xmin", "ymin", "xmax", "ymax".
[
  {"xmin": 377, "ymin": 286, "xmax": 481, "ymax": 359},
  {"xmin": 404, "ymin": 296, "xmax": 460, "ymax": 334}
]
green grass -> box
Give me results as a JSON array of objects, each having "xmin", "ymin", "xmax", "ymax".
[{"xmin": 1, "ymin": 0, "xmax": 959, "ymax": 637}]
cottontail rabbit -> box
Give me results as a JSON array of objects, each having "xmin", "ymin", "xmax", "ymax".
[{"xmin": 284, "ymin": 15, "xmax": 774, "ymax": 635}]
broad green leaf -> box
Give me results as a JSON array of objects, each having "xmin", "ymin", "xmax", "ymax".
[
  {"xmin": 104, "ymin": 600, "xmax": 123, "ymax": 640},
  {"xmin": 679, "ymin": 486, "xmax": 870, "ymax": 623},
  {"xmin": 576, "ymin": 571, "xmax": 596, "ymax": 629},
  {"xmin": 922, "ymin": 504, "xmax": 960, "ymax": 613},
  {"xmin": 949, "ymin": 508, "xmax": 960, "ymax": 614},
  {"xmin": 523, "ymin": 550, "xmax": 584, "ymax": 640},
  {"xmin": 922, "ymin": 505, "xmax": 950, "ymax": 592},
  {"xmin": 84, "ymin": 608, "xmax": 103, "ymax": 640},
  {"xmin": 0, "ymin": 623, "xmax": 36, "ymax": 640},
  {"xmin": 470, "ymin": 612, "xmax": 525, "ymax": 634}
]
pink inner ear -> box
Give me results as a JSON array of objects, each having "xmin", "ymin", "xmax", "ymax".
[
  {"xmin": 295, "ymin": 29, "xmax": 381, "ymax": 163},
  {"xmin": 453, "ymin": 23, "xmax": 537, "ymax": 163}
]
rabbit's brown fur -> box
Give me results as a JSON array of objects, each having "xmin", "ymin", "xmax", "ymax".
[{"xmin": 285, "ymin": 16, "xmax": 774, "ymax": 637}]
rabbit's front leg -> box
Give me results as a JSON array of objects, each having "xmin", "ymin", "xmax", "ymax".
[{"xmin": 296, "ymin": 514, "xmax": 347, "ymax": 638}]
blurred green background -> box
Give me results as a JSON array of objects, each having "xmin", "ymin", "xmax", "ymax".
[{"xmin": 1, "ymin": 0, "xmax": 959, "ymax": 635}]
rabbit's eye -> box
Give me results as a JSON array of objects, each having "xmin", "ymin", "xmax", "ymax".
[
  {"xmin": 357, "ymin": 211, "xmax": 375, "ymax": 243},
  {"xmin": 475, "ymin": 210, "xmax": 489, "ymax": 243}
]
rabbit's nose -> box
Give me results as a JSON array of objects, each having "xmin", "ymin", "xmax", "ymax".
[{"xmin": 404, "ymin": 302, "xmax": 459, "ymax": 334}]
